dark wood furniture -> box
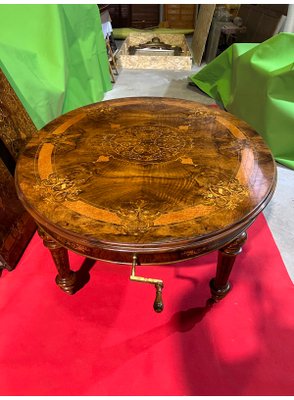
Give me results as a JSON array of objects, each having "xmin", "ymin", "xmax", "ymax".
[
  {"xmin": 164, "ymin": 4, "xmax": 196, "ymax": 29},
  {"xmin": 15, "ymin": 98, "xmax": 276, "ymax": 311},
  {"xmin": 205, "ymin": 21, "xmax": 247, "ymax": 63},
  {"xmin": 237, "ymin": 4, "xmax": 288, "ymax": 43},
  {"xmin": 0, "ymin": 68, "xmax": 37, "ymax": 271},
  {"xmin": 107, "ymin": 4, "xmax": 160, "ymax": 29}
]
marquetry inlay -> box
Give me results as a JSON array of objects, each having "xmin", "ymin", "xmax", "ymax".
[{"xmin": 16, "ymin": 97, "xmax": 276, "ymax": 246}]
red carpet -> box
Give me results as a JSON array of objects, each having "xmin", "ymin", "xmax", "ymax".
[{"xmin": 0, "ymin": 213, "xmax": 293, "ymax": 395}]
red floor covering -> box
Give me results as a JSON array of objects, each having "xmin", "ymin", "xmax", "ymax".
[{"xmin": 0, "ymin": 214, "xmax": 293, "ymax": 395}]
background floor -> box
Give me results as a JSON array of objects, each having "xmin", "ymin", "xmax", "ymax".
[{"xmin": 0, "ymin": 214, "xmax": 293, "ymax": 395}]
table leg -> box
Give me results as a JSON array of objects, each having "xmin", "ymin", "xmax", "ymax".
[
  {"xmin": 210, "ymin": 231, "xmax": 247, "ymax": 301},
  {"xmin": 38, "ymin": 228, "xmax": 77, "ymax": 294}
]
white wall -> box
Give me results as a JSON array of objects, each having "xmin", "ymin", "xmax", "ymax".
[{"xmin": 283, "ymin": 4, "xmax": 294, "ymax": 32}]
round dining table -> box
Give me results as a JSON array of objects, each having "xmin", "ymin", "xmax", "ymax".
[{"xmin": 15, "ymin": 97, "xmax": 276, "ymax": 312}]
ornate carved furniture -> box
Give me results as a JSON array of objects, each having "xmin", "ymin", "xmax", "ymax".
[
  {"xmin": 117, "ymin": 33, "xmax": 192, "ymax": 71},
  {"xmin": 0, "ymin": 68, "xmax": 37, "ymax": 271},
  {"xmin": 15, "ymin": 97, "xmax": 276, "ymax": 311},
  {"xmin": 128, "ymin": 37, "xmax": 182, "ymax": 56}
]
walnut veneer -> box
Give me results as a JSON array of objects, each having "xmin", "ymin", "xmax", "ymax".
[
  {"xmin": 0, "ymin": 68, "xmax": 37, "ymax": 270},
  {"xmin": 15, "ymin": 97, "xmax": 276, "ymax": 311}
]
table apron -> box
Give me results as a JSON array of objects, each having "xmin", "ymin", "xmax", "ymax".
[{"xmin": 39, "ymin": 218, "xmax": 255, "ymax": 266}]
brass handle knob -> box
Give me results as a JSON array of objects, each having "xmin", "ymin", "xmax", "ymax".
[{"xmin": 130, "ymin": 254, "xmax": 164, "ymax": 313}]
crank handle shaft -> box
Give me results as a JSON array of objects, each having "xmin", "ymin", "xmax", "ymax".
[{"xmin": 130, "ymin": 255, "xmax": 164, "ymax": 312}]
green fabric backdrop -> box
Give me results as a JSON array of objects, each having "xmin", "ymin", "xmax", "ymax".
[
  {"xmin": 0, "ymin": 4, "xmax": 112, "ymax": 129},
  {"xmin": 190, "ymin": 33, "xmax": 294, "ymax": 169}
]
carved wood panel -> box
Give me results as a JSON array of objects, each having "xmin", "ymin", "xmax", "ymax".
[
  {"xmin": 0, "ymin": 68, "xmax": 37, "ymax": 160},
  {"xmin": 0, "ymin": 157, "xmax": 36, "ymax": 270},
  {"xmin": 0, "ymin": 68, "xmax": 37, "ymax": 270}
]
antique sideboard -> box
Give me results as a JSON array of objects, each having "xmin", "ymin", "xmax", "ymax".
[{"xmin": 0, "ymin": 68, "xmax": 37, "ymax": 271}]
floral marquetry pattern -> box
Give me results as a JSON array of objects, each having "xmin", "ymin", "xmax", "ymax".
[
  {"xmin": 203, "ymin": 179, "xmax": 249, "ymax": 210},
  {"xmin": 16, "ymin": 97, "xmax": 276, "ymax": 248},
  {"xmin": 103, "ymin": 125, "xmax": 193, "ymax": 163},
  {"xmin": 34, "ymin": 173, "xmax": 83, "ymax": 203},
  {"xmin": 187, "ymin": 108, "xmax": 216, "ymax": 125},
  {"xmin": 117, "ymin": 199, "xmax": 161, "ymax": 235}
]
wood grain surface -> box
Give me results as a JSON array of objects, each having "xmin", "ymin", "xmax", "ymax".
[
  {"xmin": 15, "ymin": 97, "xmax": 276, "ymax": 262},
  {"xmin": 0, "ymin": 68, "xmax": 37, "ymax": 270}
]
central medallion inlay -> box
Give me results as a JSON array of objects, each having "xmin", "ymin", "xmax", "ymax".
[{"xmin": 103, "ymin": 125, "xmax": 191, "ymax": 163}]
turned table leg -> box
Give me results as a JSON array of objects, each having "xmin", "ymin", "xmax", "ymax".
[
  {"xmin": 210, "ymin": 231, "xmax": 247, "ymax": 301},
  {"xmin": 38, "ymin": 228, "xmax": 77, "ymax": 294}
]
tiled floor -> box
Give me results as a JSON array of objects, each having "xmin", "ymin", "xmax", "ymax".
[{"xmin": 103, "ymin": 57, "xmax": 294, "ymax": 282}]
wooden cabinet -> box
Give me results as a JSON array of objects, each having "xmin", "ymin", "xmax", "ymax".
[
  {"xmin": 106, "ymin": 5, "xmax": 131, "ymax": 28},
  {"xmin": 0, "ymin": 156, "xmax": 36, "ymax": 270},
  {"xmin": 131, "ymin": 5, "xmax": 160, "ymax": 29},
  {"xmin": 105, "ymin": 4, "xmax": 197, "ymax": 30},
  {"xmin": 237, "ymin": 4, "xmax": 288, "ymax": 42},
  {"xmin": 164, "ymin": 4, "xmax": 196, "ymax": 29},
  {"xmin": 0, "ymin": 68, "xmax": 37, "ymax": 271},
  {"xmin": 107, "ymin": 4, "xmax": 160, "ymax": 29}
]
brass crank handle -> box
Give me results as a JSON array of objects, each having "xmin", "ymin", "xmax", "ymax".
[{"xmin": 130, "ymin": 254, "xmax": 164, "ymax": 313}]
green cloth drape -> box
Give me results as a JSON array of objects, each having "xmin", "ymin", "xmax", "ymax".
[
  {"xmin": 190, "ymin": 33, "xmax": 294, "ymax": 169},
  {"xmin": 0, "ymin": 4, "xmax": 112, "ymax": 129}
]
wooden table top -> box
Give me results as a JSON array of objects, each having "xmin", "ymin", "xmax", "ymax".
[{"xmin": 16, "ymin": 97, "xmax": 276, "ymax": 252}]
